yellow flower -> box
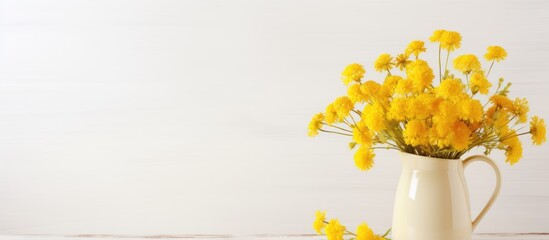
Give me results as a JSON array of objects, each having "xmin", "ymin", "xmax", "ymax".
[
  {"xmin": 313, "ymin": 210, "xmax": 326, "ymax": 234},
  {"xmin": 430, "ymin": 118, "xmax": 454, "ymax": 148},
  {"xmin": 431, "ymin": 118, "xmax": 473, "ymax": 150},
  {"xmin": 403, "ymin": 119, "xmax": 429, "ymax": 146},
  {"xmin": 395, "ymin": 78, "xmax": 413, "ymax": 95},
  {"xmin": 452, "ymin": 121, "xmax": 472, "ymax": 151},
  {"xmin": 408, "ymin": 93, "xmax": 438, "ymax": 119},
  {"xmin": 469, "ymin": 72, "xmax": 492, "ymax": 94},
  {"xmin": 490, "ymin": 95, "xmax": 514, "ymax": 109},
  {"xmin": 484, "ymin": 46, "xmax": 507, "ymax": 62},
  {"xmin": 429, "ymin": 29, "xmax": 446, "ymax": 42},
  {"xmin": 360, "ymin": 80, "xmax": 382, "ymax": 102},
  {"xmin": 374, "ymin": 53, "xmax": 395, "ymax": 72},
  {"xmin": 381, "ymin": 75, "xmax": 402, "ymax": 96},
  {"xmin": 387, "ymin": 97, "xmax": 409, "ymax": 121},
  {"xmin": 406, "ymin": 59, "xmax": 434, "ymax": 92},
  {"xmin": 325, "ymin": 103, "xmax": 338, "ymax": 124},
  {"xmin": 308, "ymin": 113, "xmax": 324, "ymax": 137},
  {"xmin": 460, "ymin": 99, "xmax": 484, "ymax": 123},
  {"xmin": 353, "ymin": 121, "xmax": 373, "ymax": 146},
  {"xmin": 492, "ymin": 109, "xmax": 511, "ymax": 137},
  {"xmin": 405, "ymin": 40, "xmax": 426, "ymax": 58},
  {"xmin": 325, "ymin": 219, "xmax": 346, "ymax": 240},
  {"xmin": 453, "ymin": 54, "xmax": 481, "ymax": 74},
  {"xmin": 501, "ymin": 131, "xmax": 522, "ymax": 165},
  {"xmin": 530, "ymin": 116, "xmax": 547, "ymax": 145},
  {"xmin": 485, "ymin": 105, "xmax": 497, "ymax": 125},
  {"xmin": 440, "ymin": 31, "xmax": 462, "ymax": 51},
  {"xmin": 512, "ymin": 98, "xmax": 529, "ymax": 123},
  {"xmin": 436, "ymin": 78, "xmax": 465, "ymax": 99},
  {"xmin": 342, "ymin": 63, "xmax": 365, "ymax": 85},
  {"xmin": 356, "ymin": 223, "xmax": 375, "ymax": 240},
  {"xmin": 435, "ymin": 100, "xmax": 460, "ymax": 121},
  {"xmin": 334, "ymin": 96, "xmax": 354, "ymax": 122},
  {"xmin": 395, "ymin": 53, "xmax": 411, "ymax": 70},
  {"xmin": 363, "ymin": 101, "xmax": 387, "ymax": 131},
  {"xmin": 309, "ymin": 30, "xmax": 543, "ymax": 166},
  {"xmin": 348, "ymin": 83, "xmax": 365, "ymax": 103},
  {"xmin": 354, "ymin": 145, "xmax": 375, "ymax": 171}
]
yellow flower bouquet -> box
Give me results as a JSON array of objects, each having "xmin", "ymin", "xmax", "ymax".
[
  {"xmin": 309, "ymin": 29, "xmax": 546, "ymax": 171},
  {"xmin": 308, "ymin": 29, "xmax": 547, "ymax": 240}
]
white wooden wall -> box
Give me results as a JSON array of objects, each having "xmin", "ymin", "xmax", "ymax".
[{"xmin": 0, "ymin": 0, "xmax": 548, "ymax": 236}]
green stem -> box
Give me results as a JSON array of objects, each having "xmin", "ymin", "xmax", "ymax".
[
  {"xmin": 443, "ymin": 49, "xmax": 450, "ymax": 79},
  {"xmin": 486, "ymin": 60, "xmax": 495, "ymax": 78},
  {"xmin": 498, "ymin": 131, "xmax": 531, "ymax": 142},
  {"xmin": 381, "ymin": 227, "xmax": 392, "ymax": 237},
  {"xmin": 370, "ymin": 146, "xmax": 399, "ymax": 150},
  {"xmin": 438, "ymin": 44, "xmax": 442, "ymax": 83},
  {"xmin": 475, "ymin": 129, "xmax": 528, "ymax": 148},
  {"xmin": 384, "ymin": 141, "xmax": 400, "ymax": 149},
  {"xmin": 349, "ymin": 113, "xmax": 359, "ymax": 126},
  {"xmin": 343, "ymin": 118, "xmax": 354, "ymax": 128},
  {"xmin": 323, "ymin": 123, "xmax": 352, "ymax": 133},
  {"xmin": 319, "ymin": 129, "xmax": 352, "ymax": 137}
]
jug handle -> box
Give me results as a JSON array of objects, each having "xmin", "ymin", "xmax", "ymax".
[{"xmin": 463, "ymin": 155, "xmax": 502, "ymax": 231}]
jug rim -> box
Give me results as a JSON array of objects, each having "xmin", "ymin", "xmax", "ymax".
[{"xmin": 399, "ymin": 151, "xmax": 462, "ymax": 161}]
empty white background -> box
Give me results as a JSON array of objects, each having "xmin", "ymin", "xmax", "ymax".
[{"xmin": 1, "ymin": 0, "xmax": 548, "ymax": 236}]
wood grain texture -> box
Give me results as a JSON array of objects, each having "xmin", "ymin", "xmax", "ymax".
[{"xmin": 0, "ymin": 0, "xmax": 548, "ymax": 236}]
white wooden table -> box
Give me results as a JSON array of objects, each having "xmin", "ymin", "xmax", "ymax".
[{"xmin": 1, "ymin": 234, "xmax": 549, "ymax": 240}]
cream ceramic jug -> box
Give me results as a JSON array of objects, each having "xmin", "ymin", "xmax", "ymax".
[{"xmin": 392, "ymin": 152, "xmax": 501, "ymax": 240}]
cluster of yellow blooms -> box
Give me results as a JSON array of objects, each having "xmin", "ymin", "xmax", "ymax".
[
  {"xmin": 313, "ymin": 211, "xmax": 391, "ymax": 240},
  {"xmin": 308, "ymin": 29, "xmax": 547, "ymax": 171}
]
